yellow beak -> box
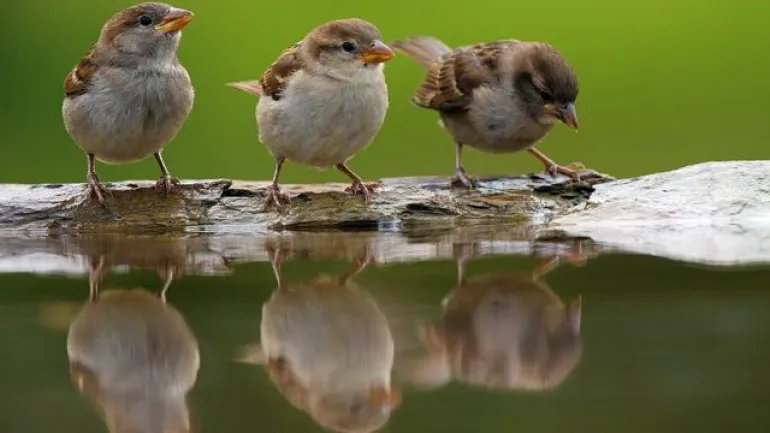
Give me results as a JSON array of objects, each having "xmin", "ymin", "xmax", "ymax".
[
  {"xmin": 154, "ymin": 8, "xmax": 194, "ymax": 33},
  {"xmin": 359, "ymin": 40, "xmax": 395, "ymax": 64}
]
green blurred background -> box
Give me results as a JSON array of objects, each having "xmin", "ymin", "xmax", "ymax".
[{"xmin": 1, "ymin": 0, "xmax": 768, "ymax": 185}]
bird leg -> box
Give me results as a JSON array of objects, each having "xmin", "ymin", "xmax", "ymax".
[
  {"xmin": 337, "ymin": 247, "xmax": 373, "ymax": 285},
  {"xmin": 264, "ymin": 156, "xmax": 291, "ymax": 210},
  {"xmin": 336, "ymin": 163, "xmax": 377, "ymax": 202},
  {"xmin": 527, "ymin": 148, "xmax": 581, "ymax": 180},
  {"xmin": 88, "ymin": 254, "xmax": 107, "ymax": 302},
  {"xmin": 266, "ymin": 243, "xmax": 289, "ymax": 289},
  {"xmin": 450, "ymin": 141, "xmax": 478, "ymax": 189},
  {"xmin": 530, "ymin": 241, "xmax": 588, "ymax": 281},
  {"xmin": 86, "ymin": 154, "xmax": 109, "ymax": 206},
  {"xmin": 159, "ymin": 265, "xmax": 174, "ymax": 304},
  {"xmin": 154, "ymin": 152, "xmax": 180, "ymax": 196}
]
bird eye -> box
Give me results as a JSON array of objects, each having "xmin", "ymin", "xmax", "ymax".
[
  {"xmin": 341, "ymin": 41, "xmax": 357, "ymax": 53},
  {"xmin": 139, "ymin": 15, "xmax": 153, "ymax": 26},
  {"xmin": 539, "ymin": 89, "xmax": 553, "ymax": 102}
]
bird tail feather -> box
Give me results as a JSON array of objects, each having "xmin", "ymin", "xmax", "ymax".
[
  {"xmin": 391, "ymin": 36, "xmax": 452, "ymax": 67},
  {"xmin": 226, "ymin": 81, "xmax": 262, "ymax": 97}
]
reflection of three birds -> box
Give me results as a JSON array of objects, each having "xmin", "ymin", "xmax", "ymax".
[{"xmin": 64, "ymin": 247, "xmax": 583, "ymax": 433}]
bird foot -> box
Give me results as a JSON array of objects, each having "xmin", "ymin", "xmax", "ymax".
[
  {"xmin": 264, "ymin": 185, "xmax": 291, "ymax": 211},
  {"xmin": 86, "ymin": 173, "xmax": 110, "ymax": 206},
  {"xmin": 450, "ymin": 169, "xmax": 478, "ymax": 189},
  {"xmin": 155, "ymin": 175, "xmax": 180, "ymax": 196},
  {"xmin": 544, "ymin": 163, "xmax": 581, "ymax": 181},
  {"xmin": 345, "ymin": 180, "xmax": 378, "ymax": 202},
  {"xmin": 566, "ymin": 240, "xmax": 589, "ymax": 267}
]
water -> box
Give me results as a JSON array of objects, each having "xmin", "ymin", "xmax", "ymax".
[{"xmin": 2, "ymin": 230, "xmax": 770, "ymax": 433}]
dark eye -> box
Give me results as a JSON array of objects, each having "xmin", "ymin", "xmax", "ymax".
[
  {"xmin": 139, "ymin": 15, "xmax": 153, "ymax": 26},
  {"xmin": 341, "ymin": 41, "xmax": 357, "ymax": 52},
  {"xmin": 539, "ymin": 89, "xmax": 553, "ymax": 102}
]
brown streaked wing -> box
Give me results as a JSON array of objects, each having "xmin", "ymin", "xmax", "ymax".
[
  {"xmin": 412, "ymin": 40, "xmax": 519, "ymax": 113},
  {"xmin": 64, "ymin": 46, "xmax": 99, "ymax": 98},
  {"xmin": 259, "ymin": 43, "xmax": 303, "ymax": 101}
]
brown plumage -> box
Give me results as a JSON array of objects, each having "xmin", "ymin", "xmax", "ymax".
[
  {"xmin": 227, "ymin": 18, "xmax": 394, "ymax": 210},
  {"xmin": 236, "ymin": 249, "xmax": 399, "ymax": 433},
  {"xmin": 229, "ymin": 19, "xmax": 388, "ymax": 102},
  {"xmin": 64, "ymin": 47, "xmax": 99, "ymax": 97},
  {"xmin": 61, "ymin": 2, "xmax": 195, "ymax": 207},
  {"xmin": 409, "ymin": 252, "xmax": 583, "ymax": 392},
  {"xmin": 392, "ymin": 36, "xmax": 581, "ymax": 187}
]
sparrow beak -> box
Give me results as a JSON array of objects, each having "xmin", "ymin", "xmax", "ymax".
[
  {"xmin": 154, "ymin": 8, "xmax": 194, "ymax": 33},
  {"xmin": 359, "ymin": 40, "xmax": 395, "ymax": 64},
  {"xmin": 557, "ymin": 103, "xmax": 579, "ymax": 131}
]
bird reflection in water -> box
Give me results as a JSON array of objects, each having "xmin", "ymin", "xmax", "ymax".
[
  {"xmin": 410, "ymin": 242, "xmax": 585, "ymax": 392},
  {"xmin": 66, "ymin": 257, "xmax": 199, "ymax": 433},
  {"xmin": 238, "ymin": 246, "xmax": 400, "ymax": 433}
]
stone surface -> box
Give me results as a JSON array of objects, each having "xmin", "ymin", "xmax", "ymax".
[
  {"xmin": 550, "ymin": 161, "xmax": 770, "ymax": 266},
  {"xmin": 2, "ymin": 161, "xmax": 769, "ymax": 267},
  {"xmin": 0, "ymin": 169, "xmax": 611, "ymax": 233}
]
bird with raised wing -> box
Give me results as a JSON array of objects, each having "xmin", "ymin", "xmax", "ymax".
[{"xmin": 392, "ymin": 36, "xmax": 580, "ymax": 188}]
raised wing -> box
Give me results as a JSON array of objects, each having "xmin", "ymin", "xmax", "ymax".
[{"xmin": 412, "ymin": 40, "xmax": 520, "ymax": 112}]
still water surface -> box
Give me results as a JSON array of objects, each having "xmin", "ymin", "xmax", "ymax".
[{"xmin": 1, "ymin": 232, "xmax": 769, "ymax": 433}]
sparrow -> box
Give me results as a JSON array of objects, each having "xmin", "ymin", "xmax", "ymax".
[
  {"xmin": 67, "ymin": 264, "xmax": 199, "ymax": 433},
  {"xmin": 391, "ymin": 36, "xmax": 580, "ymax": 188},
  {"xmin": 236, "ymin": 247, "xmax": 399, "ymax": 433},
  {"xmin": 62, "ymin": 2, "xmax": 195, "ymax": 206},
  {"xmin": 409, "ymin": 245, "xmax": 582, "ymax": 391},
  {"xmin": 228, "ymin": 19, "xmax": 395, "ymax": 208}
]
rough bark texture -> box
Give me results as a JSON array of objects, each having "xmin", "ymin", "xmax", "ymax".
[
  {"xmin": 3, "ymin": 161, "xmax": 769, "ymax": 268},
  {"xmin": 0, "ymin": 169, "xmax": 612, "ymax": 233}
]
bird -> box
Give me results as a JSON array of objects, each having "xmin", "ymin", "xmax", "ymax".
[
  {"xmin": 62, "ymin": 2, "xmax": 195, "ymax": 206},
  {"xmin": 391, "ymin": 36, "xmax": 580, "ymax": 189},
  {"xmin": 408, "ymin": 245, "xmax": 583, "ymax": 392},
  {"xmin": 236, "ymin": 247, "xmax": 399, "ymax": 433},
  {"xmin": 67, "ymin": 283, "xmax": 199, "ymax": 433},
  {"xmin": 228, "ymin": 19, "xmax": 395, "ymax": 208}
]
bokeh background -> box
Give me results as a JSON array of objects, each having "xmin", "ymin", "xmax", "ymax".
[{"xmin": 1, "ymin": 0, "xmax": 768, "ymax": 184}]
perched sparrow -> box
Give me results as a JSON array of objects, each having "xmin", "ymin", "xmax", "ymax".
[
  {"xmin": 228, "ymin": 19, "xmax": 395, "ymax": 208},
  {"xmin": 237, "ymin": 248, "xmax": 399, "ymax": 433},
  {"xmin": 409, "ymin": 247, "xmax": 582, "ymax": 392},
  {"xmin": 391, "ymin": 36, "xmax": 580, "ymax": 188},
  {"xmin": 62, "ymin": 3, "xmax": 195, "ymax": 206}
]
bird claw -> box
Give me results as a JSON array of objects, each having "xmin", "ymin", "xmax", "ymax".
[
  {"xmin": 264, "ymin": 185, "xmax": 291, "ymax": 211},
  {"xmin": 86, "ymin": 173, "xmax": 110, "ymax": 206},
  {"xmin": 544, "ymin": 163, "xmax": 581, "ymax": 181},
  {"xmin": 155, "ymin": 175, "xmax": 180, "ymax": 196},
  {"xmin": 450, "ymin": 169, "xmax": 478, "ymax": 189},
  {"xmin": 345, "ymin": 180, "xmax": 377, "ymax": 202}
]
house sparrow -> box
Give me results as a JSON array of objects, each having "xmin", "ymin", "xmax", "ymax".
[
  {"xmin": 67, "ymin": 270, "xmax": 199, "ymax": 433},
  {"xmin": 62, "ymin": 3, "xmax": 195, "ymax": 206},
  {"xmin": 391, "ymin": 36, "xmax": 580, "ymax": 188},
  {"xmin": 228, "ymin": 19, "xmax": 394, "ymax": 208},
  {"xmin": 236, "ymin": 248, "xmax": 399, "ymax": 433},
  {"xmin": 409, "ymin": 245, "xmax": 582, "ymax": 392}
]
